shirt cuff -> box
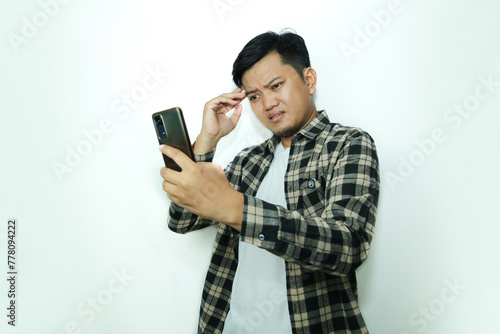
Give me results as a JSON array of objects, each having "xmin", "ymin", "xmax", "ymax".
[
  {"xmin": 240, "ymin": 194, "xmax": 281, "ymax": 249},
  {"xmin": 194, "ymin": 149, "xmax": 215, "ymax": 162}
]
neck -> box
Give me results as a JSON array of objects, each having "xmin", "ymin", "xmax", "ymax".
[{"xmin": 280, "ymin": 107, "xmax": 318, "ymax": 149}]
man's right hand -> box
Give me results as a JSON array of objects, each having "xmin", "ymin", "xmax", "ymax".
[{"xmin": 193, "ymin": 87, "xmax": 246, "ymax": 154}]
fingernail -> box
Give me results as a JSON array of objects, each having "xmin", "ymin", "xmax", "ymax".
[{"xmin": 159, "ymin": 145, "xmax": 165, "ymax": 150}]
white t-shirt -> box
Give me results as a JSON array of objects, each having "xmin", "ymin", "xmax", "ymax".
[{"xmin": 222, "ymin": 142, "xmax": 292, "ymax": 334}]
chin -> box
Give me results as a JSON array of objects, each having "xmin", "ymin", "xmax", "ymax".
[{"xmin": 273, "ymin": 126, "xmax": 300, "ymax": 139}]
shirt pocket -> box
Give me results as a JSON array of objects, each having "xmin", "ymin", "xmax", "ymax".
[{"xmin": 298, "ymin": 175, "xmax": 325, "ymax": 216}]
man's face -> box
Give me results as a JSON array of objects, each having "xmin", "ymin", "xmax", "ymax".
[{"xmin": 241, "ymin": 52, "xmax": 317, "ymax": 147}]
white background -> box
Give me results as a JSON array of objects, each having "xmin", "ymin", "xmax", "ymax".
[{"xmin": 1, "ymin": 0, "xmax": 500, "ymax": 333}]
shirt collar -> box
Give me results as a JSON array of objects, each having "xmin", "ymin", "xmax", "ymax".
[
  {"xmin": 266, "ymin": 110, "xmax": 330, "ymax": 152},
  {"xmin": 297, "ymin": 109, "xmax": 329, "ymax": 140}
]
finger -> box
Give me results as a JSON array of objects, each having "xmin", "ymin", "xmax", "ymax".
[
  {"xmin": 162, "ymin": 179, "xmax": 177, "ymax": 196},
  {"xmin": 159, "ymin": 145, "xmax": 195, "ymax": 171},
  {"xmin": 209, "ymin": 88, "xmax": 246, "ymax": 107},
  {"xmin": 210, "ymin": 102, "xmax": 241, "ymax": 116},
  {"xmin": 160, "ymin": 166, "xmax": 179, "ymax": 185},
  {"xmin": 220, "ymin": 89, "xmax": 247, "ymax": 102},
  {"xmin": 230, "ymin": 104, "xmax": 243, "ymax": 126},
  {"xmin": 207, "ymin": 97, "xmax": 238, "ymax": 113},
  {"xmin": 162, "ymin": 181, "xmax": 184, "ymax": 206},
  {"xmin": 230, "ymin": 86, "xmax": 247, "ymax": 97},
  {"xmin": 214, "ymin": 94, "xmax": 246, "ymax": 107}
]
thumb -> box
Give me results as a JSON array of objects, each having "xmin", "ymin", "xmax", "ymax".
[{"xmin": 230, "ymin": 104, "xmax": 243, "ymax": 127}]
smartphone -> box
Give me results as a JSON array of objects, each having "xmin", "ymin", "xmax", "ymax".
[{"xmin": 152, "ymin": 107, "xmax": 195, "ymax": 171}]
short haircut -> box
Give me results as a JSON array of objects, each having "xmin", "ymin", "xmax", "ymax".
[{"xmin": 232, "ymin": 30, "xmax": 311, "ymax": 87}]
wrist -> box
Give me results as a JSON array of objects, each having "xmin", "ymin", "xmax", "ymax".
[
  {"xmin": 223, "ymin": 191, "xmax": 244, "ymax": 232},
  {"xmin": 193, "ymin": 132, "xmax": 220, "ymax": 155}
]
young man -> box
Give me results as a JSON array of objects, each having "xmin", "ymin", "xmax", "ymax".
[{"xmin": 159, "ymin": 31, "xmax": 380, "ymax": 333}]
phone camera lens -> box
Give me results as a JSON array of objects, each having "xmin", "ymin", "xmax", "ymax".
[{"xmin": 154, "ymin": 115, "xmax": 168, "ymax": 140}]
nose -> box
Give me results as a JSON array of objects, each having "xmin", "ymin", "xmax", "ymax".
[{"xmin": 263, "ymin": 93, "xmax": 279, "ymax": 111}]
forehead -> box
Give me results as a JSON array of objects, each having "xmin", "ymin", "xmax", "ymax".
[{"xmin": 241, "ymin": 52, "xmax": 297, "ymax": 89}]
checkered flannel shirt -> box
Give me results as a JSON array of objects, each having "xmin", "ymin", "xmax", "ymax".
[{"xmin": 169, "ymin": 110, "xmax": 380, "ymax": 333}]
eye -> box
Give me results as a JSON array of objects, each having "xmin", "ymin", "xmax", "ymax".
[
  {"xmin": 272, "ymin": 82, "xmax": 282, "ymax": 89},
  {"xmin": 249, "ymin": 94, "xmax": 260, "ymax": 102}
]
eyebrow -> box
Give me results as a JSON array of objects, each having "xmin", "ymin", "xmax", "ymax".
[{"xmin": 246, "ymin": 76, "xmax": 282, "ymax": 96}]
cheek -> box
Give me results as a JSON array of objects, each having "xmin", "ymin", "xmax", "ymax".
[
  {"xmin": 281, "ymin": 85, "xmax": 304, "ymax": 108},
  {"xmin": 252, "ymin": 107, "xmax": 268, "ymax": 122},
  {"xmin": 279, "ymin": 87, "xmax": 292, "ymax": 103}
]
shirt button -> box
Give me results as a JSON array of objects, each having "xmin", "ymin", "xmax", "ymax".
[
  {"xmin": 307, "ymin": 179, "xmax": 315, "ymax": 188},
  {"xmin": 263, "ymin": 166, "xmax": 269, "ymax": 172},
  {"xmin": 258, "ymin": 234, "xmax": 265, "ymax": 241}
]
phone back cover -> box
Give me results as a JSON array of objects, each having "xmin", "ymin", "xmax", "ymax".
[{"xmin": 153, "ymin": 107, "xmax": 194, "ymax": 171}]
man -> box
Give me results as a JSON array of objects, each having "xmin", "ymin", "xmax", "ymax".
[{"xmin": 159, "ymin": 31, "xmax": 380, "ymax": 334}]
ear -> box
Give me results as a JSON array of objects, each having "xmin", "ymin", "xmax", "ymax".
[{"xmin": 303, "ymin": 67, "xmax": 317, "ymax": 95}]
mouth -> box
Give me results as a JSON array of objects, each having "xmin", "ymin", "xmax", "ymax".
[{"xmin": 269, "ymin": 111, "xmax": 285, "ymax": 123}]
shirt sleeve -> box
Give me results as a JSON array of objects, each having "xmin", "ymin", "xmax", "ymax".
[
  {"xmin": 239, "ymin": 130, "xmax": 380, "ymax": 277},
  {"xmin": 167, "ymin": 150, "xmax": 219, "ymax": 234}
]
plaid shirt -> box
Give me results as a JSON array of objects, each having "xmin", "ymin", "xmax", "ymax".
[{"xmin": 169, "ymin": 110, "xmax": 380, "ymax": 333}]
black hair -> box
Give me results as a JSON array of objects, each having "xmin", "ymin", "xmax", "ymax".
[{"xmin": 232, "ymin": 30, "xmax": 311, "ymax": 87}]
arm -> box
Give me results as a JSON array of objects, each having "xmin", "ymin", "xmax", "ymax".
[
  {"xmin": 164, "ymin": 87, "xmax": 246, "ymax": 234},
  {"xmin": 239, "ymin": 130, "xmax": 380, "ymax": 276},
  {"xmin": 167, "ymin": 150, "xmax": 217, "ymax": 234}
]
